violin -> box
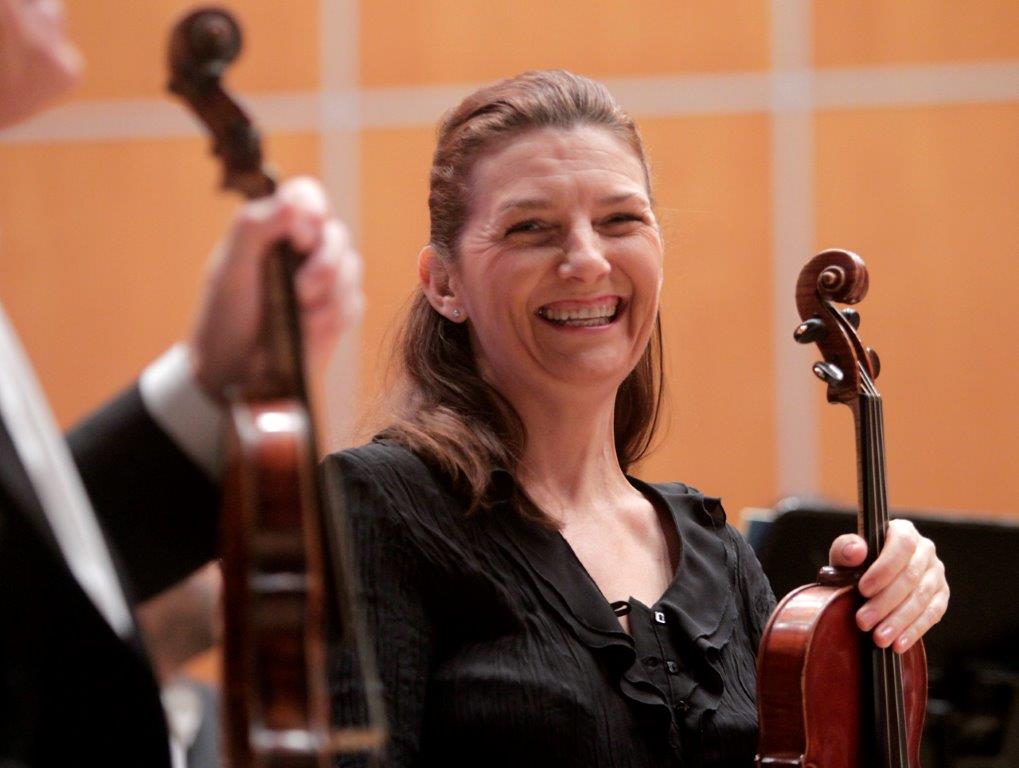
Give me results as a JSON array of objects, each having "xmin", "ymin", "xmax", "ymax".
[
  {"xmin": 167, "ymin": 9, "xmax": 384, "ymax": 765},
  {"xmin": 755, "ymin": 250, "xmax": 927, "ymax": 767}
]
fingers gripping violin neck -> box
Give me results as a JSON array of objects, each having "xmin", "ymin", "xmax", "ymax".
[{"xmin": 755, "ymin": 250, "xmax": 927, "ymax": 768}]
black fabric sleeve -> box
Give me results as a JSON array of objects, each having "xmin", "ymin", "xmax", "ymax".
[
  {"xmin": 67, "ymin": 385, "xmax": 219, "ymax": 602},
  {"xmin": 322, "ymin": 450, "xmax": 437, "ymax": 768},
  {"xmin": 730, "ymin": 527, "xmax": 778, "ymax": 653}
]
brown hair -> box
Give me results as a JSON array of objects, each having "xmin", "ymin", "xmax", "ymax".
[{"xmin": 378, "ymin": 70, "xmax": 664, "ymax": 519}]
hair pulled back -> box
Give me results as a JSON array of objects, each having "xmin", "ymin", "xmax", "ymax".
[{"xmin": 378, "ymin": 70, "xmax": 664, "ymax": 519}]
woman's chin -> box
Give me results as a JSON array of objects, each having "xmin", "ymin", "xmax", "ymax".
[{"xmin": 543, "ymin": 354, "xmax": 636, "ymax": 393}]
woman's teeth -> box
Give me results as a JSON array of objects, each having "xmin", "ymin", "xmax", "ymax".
[{"xmin": 537, "ymin": 301, "xmax": 620, "ymax": 326}]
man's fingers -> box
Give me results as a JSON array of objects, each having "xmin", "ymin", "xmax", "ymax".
[
  {"xmin": 296, "ymin": 218, "xmax": 363, "ymax": 358},
  {"xmin": 277, "ymin": 176, "xmax": 329, "ymax": 253},
  {"xmin": 296, "ymin": 221, "xmax": 359, "ymax": 305},
  {"xmin": 229, "ymin": 177, "xmax": 331, "ymax": 262}
]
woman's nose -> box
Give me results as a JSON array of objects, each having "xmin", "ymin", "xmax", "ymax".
[{"xmin": 557, "ymin": 228, "xmax": 611, "ymax": 282}]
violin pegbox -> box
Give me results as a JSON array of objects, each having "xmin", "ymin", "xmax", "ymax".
[{"xmin": 794, "ymin": 249, "xmax": 881, "ymax": 404}]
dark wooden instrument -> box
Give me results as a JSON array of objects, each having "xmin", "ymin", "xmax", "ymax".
[
  {"xmin": 167, "ymin": 9, "xmax": 384, "ymax": 766},
  {"xmin": 755, "ymin": 250, "xmax": 927, "ymax": 767}
]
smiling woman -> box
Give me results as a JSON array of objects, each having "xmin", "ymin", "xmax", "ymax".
[
  {"xmin": 324, "ymin": 70, "xmax": 948, "ymax": 768},
  {"xmin": 375, "ymin": 73, "xmax": 666, "ymax": 520}
]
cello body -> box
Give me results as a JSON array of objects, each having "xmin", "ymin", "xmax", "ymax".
[{"xmin": 756, "ymin": 568, "xmax": 927, "ymax": 767}]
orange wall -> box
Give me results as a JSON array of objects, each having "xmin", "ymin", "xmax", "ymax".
[
  {"xmin": 815, "ymin": 102, "xmax": 1019, "ymax": 516},
  {"xmin": 1, "ymin": 1, "xmax": 1017, "ymax": 523}
]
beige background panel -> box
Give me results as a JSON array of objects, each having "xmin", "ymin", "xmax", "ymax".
[
  {"xmin": 65, "ymin": 0, "xmax": 320, "ymax": 102},
  {"xmin": 0, "ymin": 132, "xmax": 321, "ymax": 428},
  {"xmin": 815, "ymin": 0, "xmax": 1019, "ymax": 69},
  {"xmin": 815, "ymin": 103, "xmax": 1019, "ymax": 516},
  {"xmin": 629, "ymin": 114, "xmax": 774, "ymax": 521},
  {"xmin": 356, "ymin": 126, "xmax": 433, "ymax": 432},
  {"xmin": 360, "ymin": 0, "xmax": 769, "ymax": 87}
]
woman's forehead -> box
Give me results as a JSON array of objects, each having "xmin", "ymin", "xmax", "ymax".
[{"xmin": 467, "ymin": 125, "xmax": 648, "ymax": 208}]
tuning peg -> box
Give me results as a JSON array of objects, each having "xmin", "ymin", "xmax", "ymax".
[
  {"xmin": 841, "ymin": 308, "xmax": 861, "ymax": 329},
  {"xmin": 867, "ymin": 348, "xmax": 881, "ymax": 378},
  {"xmin": 812, "ymin": 362, "xmax": 844, "ymax": 385},
  {"xmin": 794, "ymin": 317, "xmax": 826, "ymax": 344}
]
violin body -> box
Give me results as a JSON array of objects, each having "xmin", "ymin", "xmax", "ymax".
[
  {"xmin": 221, "ymin": 401, "xmax": 332, "ymax": 766},
  {"xmin": 756, "ymin": 567, "xmax": 927, "ymax": 767}
]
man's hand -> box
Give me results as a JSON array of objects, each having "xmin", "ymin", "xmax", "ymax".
[
  {"xmin": 828, "ymin": 519, "xmax": 949, "ymax": 653},
  {"xmin": 186, "ymin": 176, "xmax": 363, "ymax": 400}
]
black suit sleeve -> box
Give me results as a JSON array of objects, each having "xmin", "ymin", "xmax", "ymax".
[{"xmin": 67, "ymin": 385, "xmax": 220, "ymax": 602}]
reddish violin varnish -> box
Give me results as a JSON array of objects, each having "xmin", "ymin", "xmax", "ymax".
[
  {"xmin": 167, "ymin": 9, "xmax": 384, "ymax": 766},
  {"xmin": 755, "ymin": 250, "xmax": 927, "ymax": 768}
]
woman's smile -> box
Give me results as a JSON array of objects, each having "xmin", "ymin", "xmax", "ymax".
[{"xmin": 535, "ymin": 295, "xmax": 624, "ymax": 329}]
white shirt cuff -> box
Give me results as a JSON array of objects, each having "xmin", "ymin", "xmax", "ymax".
[{"xmin": 139, "ymin": 344, "xmax": 226, "ymax": 480}]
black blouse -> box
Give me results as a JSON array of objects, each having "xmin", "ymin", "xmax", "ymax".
[{"xmin": 324, "ymin": 441, "xmax": 777, "ymax": 768}]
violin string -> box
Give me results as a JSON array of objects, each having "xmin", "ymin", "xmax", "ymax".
[
  {"xmin": 865, "ymin": 387, "xmax": 894, "ymax": 767},
  {"xmin": 878, "ymin": 394, "xmax": 909, "ymax": 766},
  {"xmin": 860, "ymin": 371, "xmax": 886, "ymax": 764},
  {"xmin": 857, "ymin": 375, "xmax": 885, "ymax": 763},
  {"xmin": 862, "ymin": 368, "xmax": 909, "ymax": 767}
]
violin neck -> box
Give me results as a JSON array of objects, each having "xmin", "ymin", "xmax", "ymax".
[
  {"xmin": 256, "ymin": 240, "xmax": 310, "ymax": 404},
  {"xmin": 854, "ymin": 391, "xmax": 889, "ymax": 566},
  {"xmin": 854, "ymin": 391, "xmax": 913, "ymax": 768}
]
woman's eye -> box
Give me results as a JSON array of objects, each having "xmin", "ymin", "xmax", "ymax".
[
  {"xmin": 605, "ymin": 213, "xmax": 642, "ymax": 224},
  {"xmin": 505, "ymin": 219, "xmax": 547, "ymax": 236},
  {"xmin": 601, "ymin": 213, "xmax": 645, "ymax": 230}
]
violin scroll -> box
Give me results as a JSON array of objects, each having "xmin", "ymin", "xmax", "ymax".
[
  {"xmin": 794, "ymin": 249, "xmax": 880, "ymax": 404},
  {"xmin": 168, "ymin": 8, "xmax": 241, "ymax": 90},
  {"xmin": 167, "ymin": 8, "xmax": 272, "ymax": 198}
]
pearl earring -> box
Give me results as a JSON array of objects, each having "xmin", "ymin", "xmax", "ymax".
[{"xmin": 451, "ymin": 308, "xmax": 461, "ymax": 319}]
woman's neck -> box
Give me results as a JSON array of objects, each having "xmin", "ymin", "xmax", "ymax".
[{"xmin": 509, "ymin": 386, "xmax": 635, "ymax": 523}]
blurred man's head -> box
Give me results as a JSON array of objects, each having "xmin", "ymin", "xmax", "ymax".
[{"xmin": 0, "ymin": 0, "xmax": 82, "ymax": 127}]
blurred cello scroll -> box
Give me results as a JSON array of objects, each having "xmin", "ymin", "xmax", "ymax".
[
  {"xmin": 166, "ymin": 8, "xmax": 385, "ymax": 767},
  {"xmin": 755, "ymin": 250, "xmax": 928, "ymax": 768}
]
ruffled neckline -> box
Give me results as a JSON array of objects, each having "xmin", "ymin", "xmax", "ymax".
[{"xmin": 480, "ymin": 471, "xmax": 738, "ymax": 726}]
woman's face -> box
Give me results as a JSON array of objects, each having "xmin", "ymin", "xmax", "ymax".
[
  {"xmin": 448, "ymin": 125, "xmax": 663, "ymax": 403},
  {"xmin": 0, "ymin": 0, "xmax": 81, "ymax": 128}
]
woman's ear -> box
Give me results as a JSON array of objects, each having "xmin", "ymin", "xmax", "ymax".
[{"xmin": 418, "ymin": 245, "xmax": 467, "ymax": 322}]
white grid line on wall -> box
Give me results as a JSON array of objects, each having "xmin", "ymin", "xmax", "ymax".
[{"xmin": 4, "ymin": 62, "xmax": 1017, "ymax": 144}]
